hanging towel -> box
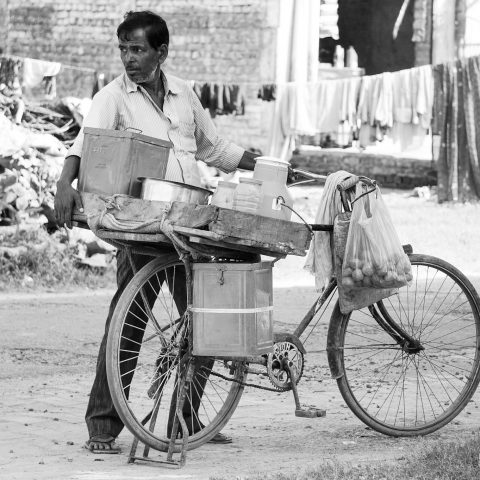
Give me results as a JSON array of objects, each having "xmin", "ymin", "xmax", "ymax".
[
  {"xmin": 304, "ymin": 170, "xmax": 354, "ymax": 290},
  {"xmin": 415, "ymin": 65, "xmax": 434, "ymax": 130},
  {"xmin": 23, "ymin": 58, "xmax": 61, "ymax": 88}
]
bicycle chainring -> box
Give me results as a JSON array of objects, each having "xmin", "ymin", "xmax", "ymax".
[{"xmin": 266, "ymin": 341, "xmax": 304, "ymax": 391}]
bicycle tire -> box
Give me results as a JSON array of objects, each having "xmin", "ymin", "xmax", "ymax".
[
  {"xmin": 328, "ymin": 254, "xmax": 480, "ymax": 436},
  {"xmin": 106, "ymin": 258, "xmax": 247, "ymax": 452}
]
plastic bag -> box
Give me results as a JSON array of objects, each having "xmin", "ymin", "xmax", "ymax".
[{"xmin": 341, "ymin": 183, "xmax": 412, "ymax": 291}]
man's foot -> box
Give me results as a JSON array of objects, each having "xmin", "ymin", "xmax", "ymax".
[
  {"xmin": 208, "ymin": 432, "xmax": 232, "ymax": 444},
  {"xmin": 84, "ymin": 434, "xmax": 121, "ymax": 454}
]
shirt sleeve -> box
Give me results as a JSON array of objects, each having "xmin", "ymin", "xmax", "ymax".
[
  {"xmin": 189, "ymin": 87, "xmax": 244, "ymax": 173},
  {"xmin": 66, "ymin": 90, "xmax": 119, "ymax": 158}
]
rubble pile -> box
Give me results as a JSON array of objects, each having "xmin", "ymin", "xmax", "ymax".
[{"xmin": 0, "ymin": 93, "xmax": 90, "ymax": 226}]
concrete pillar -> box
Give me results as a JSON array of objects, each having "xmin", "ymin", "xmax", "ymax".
[{"xmin": 0, "ymin": 0, "xmax": 9, "ymax": 53}]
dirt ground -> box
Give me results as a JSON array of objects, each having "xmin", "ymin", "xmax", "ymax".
[
  {"xmin": 2, "ymin": 268, "xmax": 480, "ymax": 480},
  {"xmin": 2, "ymin": 186, "xmax": 480, "ymax": 479}
]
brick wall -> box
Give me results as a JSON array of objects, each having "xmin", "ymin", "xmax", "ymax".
[
  {"xmin": 2, "ymin": 0, "xmax": 278, "ymax": 153},
  {"xmin": 292, "ymin": 150, "xmax": 437, "ymax": 190}
]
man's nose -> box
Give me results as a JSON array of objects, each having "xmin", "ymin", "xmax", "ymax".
[{"xmin": 123, "ymin": 49, "xmax": 133, "ymax": 63}]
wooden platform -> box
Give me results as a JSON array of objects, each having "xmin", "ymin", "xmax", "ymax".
[{"xmin": 73, "ymin": 192, "xmax": 312, "ymax": 258}]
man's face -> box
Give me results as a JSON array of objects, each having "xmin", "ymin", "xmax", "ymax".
[{"xmin": 118, "ymin": 28, "xmax": 167, "ymax": 84}]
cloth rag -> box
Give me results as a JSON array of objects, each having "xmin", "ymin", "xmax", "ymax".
[
  {"xmin": 23, "ymin": 58, "xmax": 62, "ymax": 88},
  {"xmin": 304, "ymin": 170, "xmax": 354, "ymax": 290}
]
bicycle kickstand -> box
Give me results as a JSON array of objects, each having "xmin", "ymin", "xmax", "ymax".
[
  {"xmin": 128, "ymin": 360, "xmax": 195, "ymax": 468},
  {"xmin": 282, "ymin": 359, "xmax": 326, "ymax": 419}
]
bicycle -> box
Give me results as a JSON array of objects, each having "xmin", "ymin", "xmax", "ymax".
[{"xmin": 84, "ymin": 172, "xmax": 480, "ymax": 466}]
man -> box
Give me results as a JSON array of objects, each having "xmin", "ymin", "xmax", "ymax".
[{"xmin": 54, "ymin": 10, "xmax": 258, "ymax": 453}]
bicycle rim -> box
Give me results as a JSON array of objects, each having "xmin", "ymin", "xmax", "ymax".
[
  {"xmin": 331, "ymin": 254, "xmax": 480, "ymax": 436},
  {"xmin": 106, "ymin": 258, "xmax": 247, "ymax": 452}
]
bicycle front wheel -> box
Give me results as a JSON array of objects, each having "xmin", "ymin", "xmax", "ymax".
[
  {"xmin": 106, "ymin": 258, "xmax": 247, "ymax": 452},
  {"xmin": 328, "ymin": 254, "xmax": 480, "ymax": 436}
]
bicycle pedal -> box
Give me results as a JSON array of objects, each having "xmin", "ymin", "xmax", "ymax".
[{"xmin": 295, "ymin": 407, "xmax": 326, "ymax": 418}]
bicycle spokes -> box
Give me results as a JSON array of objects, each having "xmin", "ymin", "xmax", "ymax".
[{"xmin": 335, "ymin": 256, "xmax": 480, "ymax": 435}]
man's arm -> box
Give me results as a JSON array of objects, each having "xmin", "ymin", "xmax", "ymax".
[
  {"xmin": 54, "ymin": 155, "xmax": 83, "ymax": 229},
  {"xmin": 190, "ymin": 87, "xmax": 252, "ymax": 173}
]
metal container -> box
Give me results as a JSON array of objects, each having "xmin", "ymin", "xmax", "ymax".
[
  {"xmin": 78, "ymin": 127, "xmax": 172, "ymax": 198},
  {"xmin": 139, "ymin": 178, "xmax": 212, "ymax": 204},
  {"xmin": 192, "ymin": 261, "xmax": 274, "ymax": 357}
]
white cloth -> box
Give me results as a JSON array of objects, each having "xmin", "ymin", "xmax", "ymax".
[
  {"xmin": 304, "ymin": 170, "xmax": 354, "ymax": 290},
  {"xmin": 68, "ymin": 72, "xmax": 243, "ymax": 187},
  {"xmin": 23, "ymin": 58, "xmax": 61, "ymax": 88}
]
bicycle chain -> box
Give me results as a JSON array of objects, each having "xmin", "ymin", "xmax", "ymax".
[{"xmin": 202, "ymin": 367, "xmax": 284, "ymax": 392}]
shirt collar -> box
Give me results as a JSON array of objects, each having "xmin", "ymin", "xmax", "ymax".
[{"xmin": 123, "ymin": 70, "xmax": 181, "ymax": 95}]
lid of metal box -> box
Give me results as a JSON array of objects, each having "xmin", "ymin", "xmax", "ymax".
[
  {"xmin": 83, "ymin": 127, "xmax": 172, "ymax": 148},
  {"xmin": 192, "ymin": 261, "xmax": 272, "ymax": 271}
]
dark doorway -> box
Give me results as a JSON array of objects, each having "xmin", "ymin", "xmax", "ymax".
[{"xmin": 338, "ymin": 0, "xmax": 415, "ymax": 75}]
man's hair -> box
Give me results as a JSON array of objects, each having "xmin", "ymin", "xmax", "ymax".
[{"xmin": 117, "ymin": 11, "xmax": 169, "ymax": 48}]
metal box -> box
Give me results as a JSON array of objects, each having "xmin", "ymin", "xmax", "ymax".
[
  {"xmin": 192, "ymin": 262, "xmax": 274, "ymax": 357},
  {"xmin": 78, "ymin": 127, "xmax": 172, "ymax": 198}
]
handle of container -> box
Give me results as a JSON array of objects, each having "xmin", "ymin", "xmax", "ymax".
[
  {"xmin": 123, "ymin": 127, "xmax": 143, "ymax": 133},
  {"xmin": 277, "ymin": 198, "xmax": 314, "ymax": 234}
]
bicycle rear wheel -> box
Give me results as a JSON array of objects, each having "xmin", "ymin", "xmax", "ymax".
[
  {"xmin": 106, "ymin": 258, "xmax": 247, "ymax": 452},
  {"xmin": 328, "ymin": 254, "xmax": 480, "ymax": 436}
]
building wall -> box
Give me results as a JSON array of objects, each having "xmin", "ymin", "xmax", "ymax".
[
  {"xmin": 413, "ymin": 0, "xmax": 433, "ymax": 66},
  {"xmin": 0, "ymin": 0, "xmax": 278, "ymax": 153}
]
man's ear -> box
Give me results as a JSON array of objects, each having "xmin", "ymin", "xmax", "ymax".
[{"xmin": 158, "ymin": 44, "xmax": 168, "ymax": 64}]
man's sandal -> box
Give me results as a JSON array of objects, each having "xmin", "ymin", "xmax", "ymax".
[
  {"xmin": 208, "ymin": 432, "xmax": 232, "ymax": 444},
  {"xmin": 84, "ymin": 435, "xmax": 121, "ymax": 454}
]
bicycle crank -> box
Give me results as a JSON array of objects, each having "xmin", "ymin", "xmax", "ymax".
[{"xmin": 266, "ymin": 340, "xmax": 304, "ymax": 391}]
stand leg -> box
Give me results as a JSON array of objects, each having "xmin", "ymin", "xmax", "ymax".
[{"xmin": 166, "ymin": 358, "xmax": 194, "ymax": 466}]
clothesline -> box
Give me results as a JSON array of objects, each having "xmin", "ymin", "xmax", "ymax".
[
  {"xmin": 268, "ymin": 63, "xmax": 435, "ymax": 158},
  {"xmin": 3, "ymin": 53, "xmax": 96, "ymax": 73}
]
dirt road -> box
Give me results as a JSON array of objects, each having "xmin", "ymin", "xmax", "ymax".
[{"xmin": 2, "ymin": 262, "xmax": 480, "ymax": 480}]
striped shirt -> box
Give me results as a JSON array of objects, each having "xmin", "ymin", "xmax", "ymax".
[{"xmin": 68, "ymin": 72, "xmax": 244, "ymax": 186}]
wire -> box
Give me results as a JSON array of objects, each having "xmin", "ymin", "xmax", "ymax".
[{"xmin": 279, "ymin": 200, "xmax": 314, "ymax": 234}]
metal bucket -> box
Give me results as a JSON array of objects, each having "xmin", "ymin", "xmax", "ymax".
[{"xmin": 139, "ymin": 178, "xmax": 212, "ymax": 204}]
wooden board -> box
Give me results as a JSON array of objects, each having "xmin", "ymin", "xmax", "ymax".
[
  {"xmin": 209, "ymin": 208, "xmax": 312, "ymax": 254},
  {"xmin": 173, "ymin": 225, "xmax": 301, "ymax": 257}
]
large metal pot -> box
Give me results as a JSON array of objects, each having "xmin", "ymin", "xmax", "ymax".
[{"xmin": 138, "ymin": 177, "xmax": 213, "ymax": 205}]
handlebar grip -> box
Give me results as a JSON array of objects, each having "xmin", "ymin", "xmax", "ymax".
[{"xmin": 337, "ymin": 175, "xmax": 360, "ymax": 192}]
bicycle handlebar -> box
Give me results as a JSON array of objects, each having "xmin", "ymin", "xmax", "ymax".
[
  {"xmin": 291, "ymin": 169, "xmax": 376, "ymax": 192},
  {"xmin": 337, "ymin": 175, "xmax": 360, "ymax": 192}
]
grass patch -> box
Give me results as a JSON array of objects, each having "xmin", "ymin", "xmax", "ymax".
[
  {"xmin": 0, "ymin": 226, "xmax": 115, "ymax": 291},
  {"xmin": 210, "ymin": 435, "xmax": 480, "ymax": 480}
]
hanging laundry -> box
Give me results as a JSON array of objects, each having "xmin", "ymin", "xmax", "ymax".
[
  {"xmin": 257, "ymin": 84, "xmax": 276, "ymax": 101},
  {"xmin": 319, "ymin": 80, "xmax": 346, "ymax": 134},
  {"xmin": 0, "ymin": 56, "xmax": 23, "ymax": 89},
  {"xmin": 232, "ymin": 84, "xmax": 246, "ymax": 115},
  {"xmin": 433, "ymin": 56, "xmax": 480, "ymax": 202},
  {"xmin": 374, "ymin": 72, "xmax": 394, "ymax": 129},
  {"xmin": 23, "ymin": 58, "xmax": 61, "ymax": 88},
  {"xmin": 415, "ymin": 65, "xmax": 434, "ymax": 130},
  {"xmin": 43, "ymin": 76, "xmax": 56, "ymax": 100},
  {"xmin": 193, "ymin": 82, "xmax": 245, "ymax": 116}
]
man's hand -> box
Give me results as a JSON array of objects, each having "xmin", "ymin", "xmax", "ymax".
[{"xmin": 54, "ymin": 180, "xmax": 83, "ymax": 229}]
